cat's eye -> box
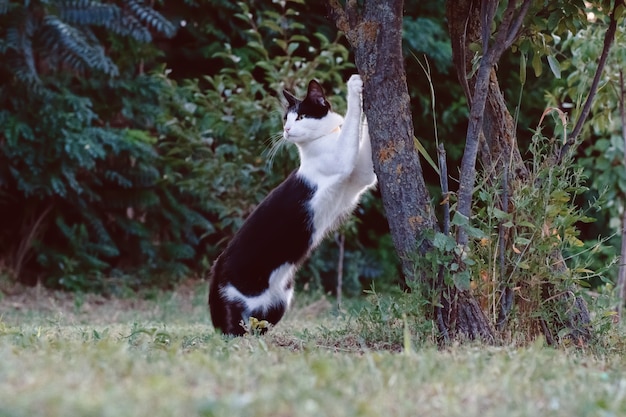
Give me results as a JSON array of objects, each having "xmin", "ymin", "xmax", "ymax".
[{"xmin": 296, "ymin": 114, "xmax": 305, "ymax": 121}]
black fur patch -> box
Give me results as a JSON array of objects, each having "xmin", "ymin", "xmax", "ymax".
[
  {"xmin": 209, "ymin": 171, "xmax": 316, "ymax": 334},
  {"xmin": 283, "ymin": 80, "xmax": 330, "ymax": 120}
]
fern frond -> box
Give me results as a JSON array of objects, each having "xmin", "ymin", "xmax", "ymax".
[
  {"xmin": 6, "ymin": 24, "xmax": 41, "ymax": 88},
  {"xmin": 58, "ymin": 1, "xmax": 121, "ymax": 27},
  {"xmin": 116, "ymin": 217, "xmax": 150, "ymax": 238},
  {"xmin": 155, "ymin": 260, "xmax": 190, "ymax": 279},
  {"xmin": 39, "ymin": 15, "xmax": 119, "ymax": 76},
  {"xmin": 131, "ymin": 162, "xmax": 160, "ymax": 187},
  {"xmin": 125, "ymin": 0, "xmax": 176, "ymax": 39}
]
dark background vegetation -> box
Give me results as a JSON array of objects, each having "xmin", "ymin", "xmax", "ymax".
[{"xmin": 0, "ymin": 0, "xmax": 620, "ymax": 298}]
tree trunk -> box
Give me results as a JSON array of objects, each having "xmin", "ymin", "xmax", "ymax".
[
  {"xmin": 327, "ymin": 0, "xmax": 437, "ymax": 279},
  {"xmin": 328, "ymin": 0, "xmax": 494, "ymax": 341}
]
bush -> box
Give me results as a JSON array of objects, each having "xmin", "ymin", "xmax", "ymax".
[{"xmin": 0, "ymin": 0, "xmax": 398, "ymax": 294}]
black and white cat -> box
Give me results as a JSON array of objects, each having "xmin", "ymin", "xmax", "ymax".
[{"xmin": 209, "ymin": 75, "xmax": 376, "ymax": 336}]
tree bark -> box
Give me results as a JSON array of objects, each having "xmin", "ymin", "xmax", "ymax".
[
  {"xmin": 328, "ymin": 0, "xmax": 495, "ymax": 341},
  {"xmin": 327, "ymin": 0, "xmax": 437, "ymax": 279}
]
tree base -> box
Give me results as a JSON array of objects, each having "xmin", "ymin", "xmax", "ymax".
[{"xmin": 439, "ymin": 288, "xmax": 495, "ymax": 343}]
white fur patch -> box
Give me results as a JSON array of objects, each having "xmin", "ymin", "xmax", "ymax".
[
  {"xmin": 221, "ymin": 263, "xmax": 296, "ymax": 319},
  {"xmin": 287, "ymin": 75, "xmax": 377, "ymax": 248}
]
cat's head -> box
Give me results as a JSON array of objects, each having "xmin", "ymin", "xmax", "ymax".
[{"xmin": 282, "ymin": 80, "xmax": 342, "ymax": 143}]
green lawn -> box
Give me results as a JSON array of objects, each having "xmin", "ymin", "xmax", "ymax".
[{"xmin": 1, "ymin": 282, "xmax": 625, "ymax": 417}]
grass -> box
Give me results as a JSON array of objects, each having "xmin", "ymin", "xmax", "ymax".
[{"xmin": 1, "ymin": 281, "xmax": 626, "ymax": 417}]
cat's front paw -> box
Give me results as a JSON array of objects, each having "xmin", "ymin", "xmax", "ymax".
[{"xmin": 347, "ymin": 74, "xmax": 363, "ymax": 96}]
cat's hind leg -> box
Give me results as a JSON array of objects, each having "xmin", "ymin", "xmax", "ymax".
[{"xmin": 209, "ymin": 289, "xmax": 248, "ymax": 336}]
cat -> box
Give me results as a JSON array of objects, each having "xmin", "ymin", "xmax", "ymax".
[{"xmin": 208, "ymin": 74, "xmax": 376, "ymax": 336}]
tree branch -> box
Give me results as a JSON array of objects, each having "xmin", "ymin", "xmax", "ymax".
[
  {"xmin": 326, "ymin": 0, "xmax": 351, "ymax": 40},
  {"xmin": 617, "ymin": 70, "xmax": 626, "ymax": 322},
  {"xmin": 480, "ymin": 0, "xmax": 496, "ymax": 53},
  {"xmin": 562, "ymin": 1, "xmax": 620, "ymax": 160},
  {"xmin": 456, "ymin": 0, "xmax": 531, "ymax": 246},
  {"xmin": 447, "ymin": 0, "xmax": 473, "ymax": 104},
  {"xmin": 504, "ymin": 0, "xmax": 532, "ymax": 49}
]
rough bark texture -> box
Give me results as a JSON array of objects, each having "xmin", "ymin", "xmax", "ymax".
[{"xmin": 327, "ymin": 0, "xmax": 437, "ymax": 279}]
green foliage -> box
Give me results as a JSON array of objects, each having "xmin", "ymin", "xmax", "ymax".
[
  {"xmin": 344, "ymin": 285, "xmax": 435, "ymax": 350},
  {"xmin": 0, "ymin": 0, "xmax": 176, "ymax": 86},
  {"xmin": 0, "ymin": 0, "xmax": 397, "ymax": 293},
  {"xmin": 403, "ymin": 17, "xmax": 452, "ymax": 74},
  {"xmin": 0, "ymin": 1, "xmax": 222, "ymax": 291},
  {"xmin": 404, "ymin": 109, "xmax": 614, "ymax": 342},
  {"xmin": 466, "ymin": 127, "xmax": 614, "ymax": 342},
  {"xmin": 547, "ymin": 12, "xmax": 626, "ymax": 283}
]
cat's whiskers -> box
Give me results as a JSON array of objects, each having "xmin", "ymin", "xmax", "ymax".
[{"xmin": 264, "ymin": 133, "xmax": 288, "ymax": 169}]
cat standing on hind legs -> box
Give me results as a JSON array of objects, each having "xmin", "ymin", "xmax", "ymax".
[{"xmin": 209, "ymin": 74, "xmax": 376, "ymax": 336}]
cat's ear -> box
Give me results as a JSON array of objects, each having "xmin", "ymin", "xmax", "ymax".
[
  {"xmin": 283, "ymin": 90, "xmax": 299, "ymax": 107},
  {"xmin": 306, "ymin": 80, "xmax": 330, "ymax": 109}
]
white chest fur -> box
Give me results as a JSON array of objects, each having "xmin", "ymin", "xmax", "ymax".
[{"xmin": 293, "ymin": 75, "xmax": 377, "ymax": 247}]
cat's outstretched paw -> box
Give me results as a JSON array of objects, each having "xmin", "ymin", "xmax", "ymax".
[{"xmin": 347, "ymin": 74, "xmax": 363, "ymax": 96}]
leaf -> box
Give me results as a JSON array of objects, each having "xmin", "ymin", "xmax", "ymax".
[
  {"xmin": 616, "ymin": 3, "xmax": 625, "ymax": 21},
  {"xmin": 519, "ymin": 51, "xmax": 527, "ymax": 84},
  {"xmin": 547, "ymin": 54, "xmax": 561, "ymax": 79},
  {"xmin": 287, "ymin": 42, "xmax": 299, "ymax": 55},
  {"xmin": 492, "ymin": 207, "xmax": 509, "ymax": 220},
  {"xmin": 451, "ymin": 211, "xmax": 469, "ymax": 227},
  {"xmin": 466, "ymin": 225, "xmax": 488, "ymax": 240},
  {"xmin": 413, "ymin": 136, "xmax": 439, "ymax": 175},
  {"xmin": 532, "ymin": 51, "xmax": 543, "ymax": 77},
  {"xmin": 433, "ymin": 231, "xmax": 456, "ymax": 252},
  {"xmin": 550, "ymin": 190, "xmax": 570, "ymax": 203},
  {"xmin": 453, "ymin": 270, "xmax": 471, "ymax": 291}
]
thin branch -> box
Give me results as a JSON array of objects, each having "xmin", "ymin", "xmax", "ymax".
[
  {"xmin": 436, "ymin": 143, "xmax": 451, "ymax": 342},
  {"xmin": 14, "ymin": 204, "xmax": 54, "ymax": 279},
  {"xmin": 345, "ymin": 0, "xmax": 359, "ymax": 28},
  {"xmin": 336, "ymin": 232, "xmax": 345, "ymax": 311},
  {"xmin": 562, "ymin": 1, "xmax": 620, "ymax": 160},
  {"xmin": 438, "ymin": 144, "xmax": 450, "ymax": 236},
  {"xmin": 456, "ymin": 60, "xmax": 494, "ymax": 245},
  {"xmin": 480, "ymin": 0, "xmax": 497, "ymax": 53},
  {"xmin": 618, "ymin": 69, "xmax": 626, "ymax": 322},
  {"xmin": 491, "ymin": 0, "xmax": 519, "ymax": 58},
  {"xmin": 496, "ymin": 164, "xmax": 512, "ymax": 330}
]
